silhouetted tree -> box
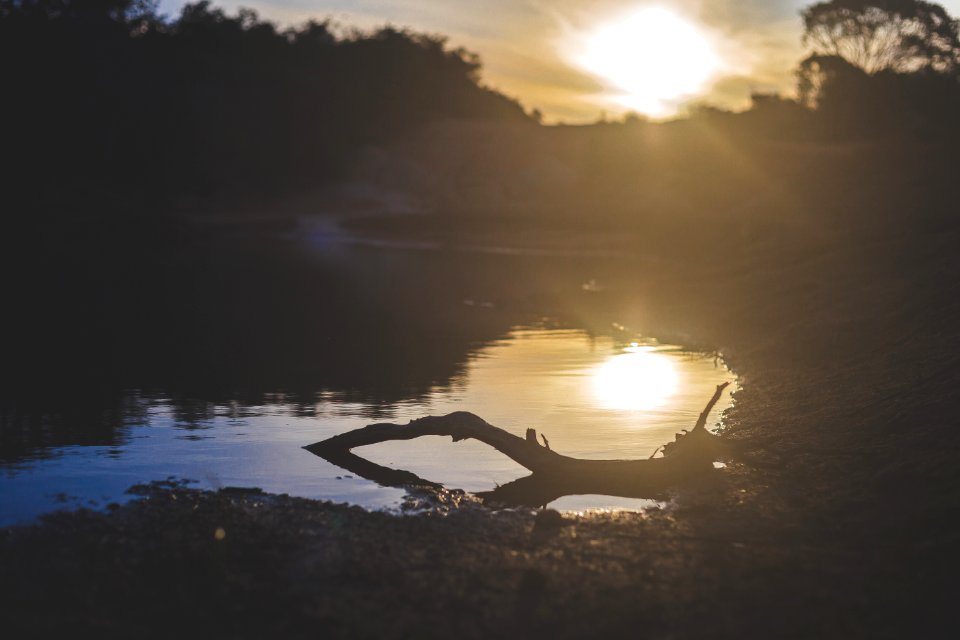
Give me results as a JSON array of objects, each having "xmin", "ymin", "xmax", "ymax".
[
  {"xmin": 797, "ymin": 53, "xmax": 872, "ymax": 107},
  {"xmin": 801, "ymin": 0, "xmax": 959, "ymax": 73},
  {"xmin": 796, "ymin": 1, "xmax": 960, "ymax": 131}
]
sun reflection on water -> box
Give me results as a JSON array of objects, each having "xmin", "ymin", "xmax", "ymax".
[
  {"xmin": 0, "ymin": 328, "xmax": 734, "ymax": 523},
  {"xmin": 592, "ymin": 345, "xmax": 679, "ymax": 411}
]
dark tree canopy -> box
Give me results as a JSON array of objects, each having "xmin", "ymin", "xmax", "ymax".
[
  {"xmin": 801, "ymin": 0, "xmax": 960, "ymax": 73},
  {"xmin": 796, "ymin": 53, "xmax": 871, "ymax": 106},
  {"xmin": 0, "ymin": 0, "xmax": 531, "ymax": 213}
]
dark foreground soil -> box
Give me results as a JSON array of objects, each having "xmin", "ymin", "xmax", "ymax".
[
  {"xmin": 0, "ymin": 475, "xmax": 922, "ymax": 640},
  {"xmin": 3, "ymin": 218, "xmax": 959, "ymax": 639}
]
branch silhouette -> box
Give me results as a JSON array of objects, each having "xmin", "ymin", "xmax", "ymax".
[{"xmin": 306, "ymin": 383, "xmax": 732, "ymax": 507}]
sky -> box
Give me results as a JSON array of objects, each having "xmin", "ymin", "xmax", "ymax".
[{"xmin": 156, "ymin": 0, "xmax": 960, "ymax": 122}]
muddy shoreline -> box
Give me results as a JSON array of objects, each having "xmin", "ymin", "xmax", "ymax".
[{"xmin": 0, "ymin": 475, "xmax": 888, "ymax": 639}]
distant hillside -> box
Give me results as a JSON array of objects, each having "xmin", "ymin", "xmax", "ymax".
[{"xmin": 348, "ymin": 104, "xmax": 956, "ymax": 247}]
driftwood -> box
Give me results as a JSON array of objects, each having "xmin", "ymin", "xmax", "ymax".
[{"xmin": 306, "ymin": 382, "xmax": 731, "ymax": 507}]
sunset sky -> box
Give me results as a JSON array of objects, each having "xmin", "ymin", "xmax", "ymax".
[{"xmin": 157, "ymin": 0, "xmax": 960, "ymax": 122}]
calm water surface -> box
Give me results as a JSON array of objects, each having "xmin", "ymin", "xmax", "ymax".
[
  {"xmin": 2, "ymin": 230, "xmax": 738, "ymax": 524},
  {"xmin": 1, "ymin": 327, "xmax": 732, "ymax": 524}
]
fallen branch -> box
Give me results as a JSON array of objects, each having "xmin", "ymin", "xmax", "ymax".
[
  {"xmin": 307, "ymin": 411, "xmax": 565, "ymax": 474},
  {"xmin": 305, "ymin": 382, "xmax": 733, "ymax": 506}
]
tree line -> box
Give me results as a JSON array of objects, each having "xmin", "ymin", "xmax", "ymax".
[
  {"xmin": 0, "ymin": 0, "xmax": 531, "ymax": 214},
  {"xmin": 1, "ymin": 0, "xmax": 957, "ymax": 219}
]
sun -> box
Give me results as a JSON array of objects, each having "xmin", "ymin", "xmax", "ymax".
[{"xmin": 575, "ymin": 6, "xmax": 722, "ymax": 118}]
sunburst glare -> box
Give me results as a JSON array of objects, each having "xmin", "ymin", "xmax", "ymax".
[{"xmin": 575, "ymin": 6, "xmax": 723, "ymax": 117}]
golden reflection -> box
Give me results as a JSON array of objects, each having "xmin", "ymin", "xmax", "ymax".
[
  {"xmin": 592, "ymin": 345, "xmax": 679, "ymax": 411},
  {"xmin": 574, "ymin": 6, "xmax": 722, "ymax": 118}
]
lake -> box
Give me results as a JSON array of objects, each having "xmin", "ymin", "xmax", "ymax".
[{"xmin": 0, "ymin": 227, "xmax": 734, "ymax": 524}]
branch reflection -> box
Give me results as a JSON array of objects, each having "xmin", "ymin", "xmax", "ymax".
[{"xmin": 309, "ymin": 447, "xmax": 671, "ymax": 508}]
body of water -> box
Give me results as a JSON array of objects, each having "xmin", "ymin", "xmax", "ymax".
[
  {"xmin": 1, "ymin": 328, "xmax": 731, "ymax": 524},
  {"xmin": 1, "ymin": 230, "xmax": 733, "ymax": 524}
]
